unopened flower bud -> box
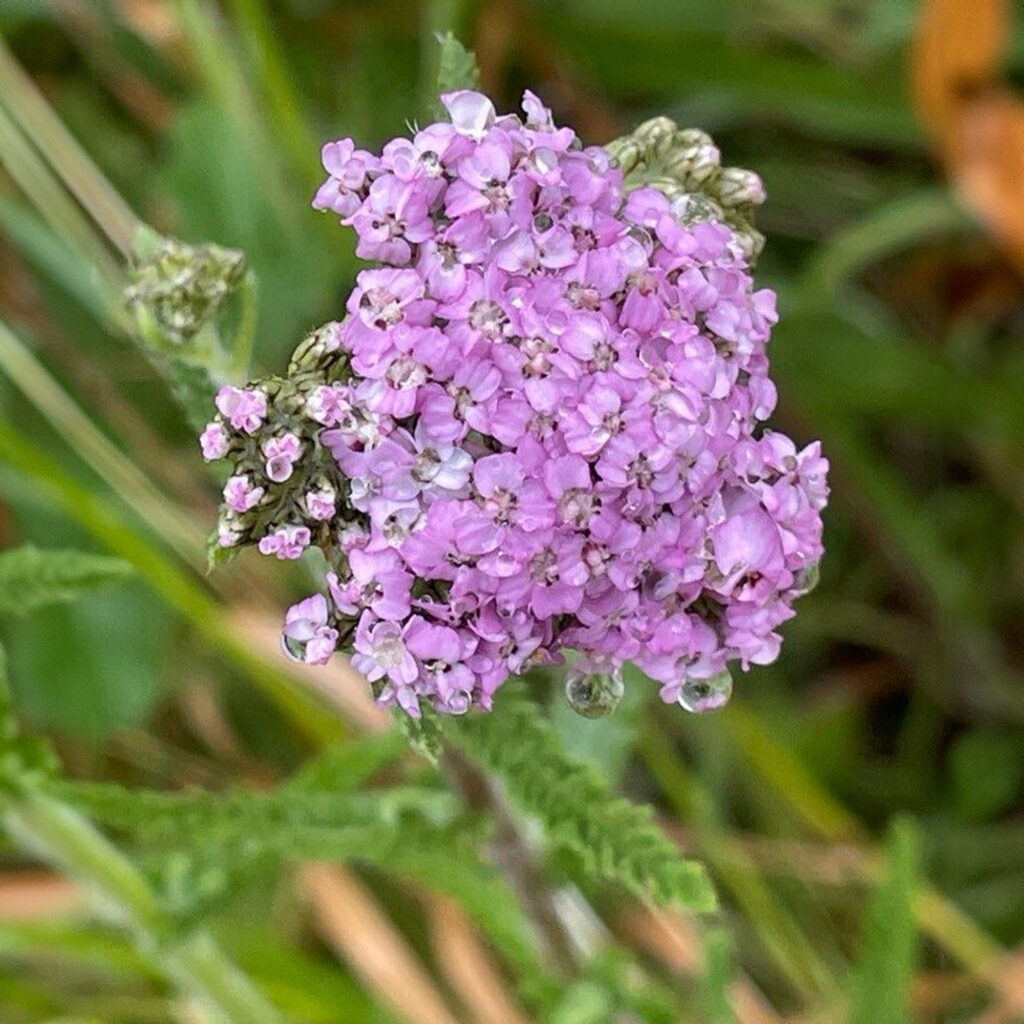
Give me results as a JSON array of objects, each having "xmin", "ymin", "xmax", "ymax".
[
  {"xmin": 126, "ymin": 238, "xmax": 246, "ymax": 344},
  {"xmin": 215, "ymin": 385, "xmax": 267, "ymax": 434},
  {"xmin": 282, "ymin": 595, "xmax": 338, "ymax": 665},
  {"xmin": 263, "ymin": 433, "xmax": 303, "ymax": 483},
  {"xmin": 258, "ymin": 524, "xmax": 311, "ymax": 560},
  {"xmin": 730, "ymin": 226, "xmax": 765, "ymax": 262},
  {"xmin": 604, "ymin": 137, "xmax": 645, "ymax": 175},
  {"xmin": 199, "ymin": 421, "xmax": 229, "ymax": 461},
  {"xmin": 632, "ymin": 116, "xmax": 678, "ymax": 159},
  {"xmin": 223, "ymin": 474, "xmax": 264, "ymax": 513},
  {"xmin": 713, "ymin": 167, "xmax": 766, "ymax": 208},
  {"xmin": 305, "ymin": 482, "xmax": 336, "ymax": 521},
  {"xmin": 663, "ymin": 132, "xmax": 720, "ymax": 188},
  {"xmin": 288, "ymin": 321, "xmax": 344, "ymax": 375},
  {"xmin": 217, "ymin": 515, "xmax": 243, "ymax": 549}
]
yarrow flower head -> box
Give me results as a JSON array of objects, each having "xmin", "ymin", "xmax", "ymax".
[{"xmin": 202, "ymin": 91, "xmax": 828, "ymax": 719}]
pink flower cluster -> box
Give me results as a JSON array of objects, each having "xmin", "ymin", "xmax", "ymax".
[{"xmin": 212, "ymin": 90, "xmax": 827, "ymax": 717}]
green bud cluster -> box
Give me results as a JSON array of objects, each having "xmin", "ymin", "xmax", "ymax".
[
  {"xmin": 605, "ymin": 118, "xmax": 766, "ymax": 262},
  {"xmin": 126, "ymin": 237, "xmax": 247, "ymax": 345}
]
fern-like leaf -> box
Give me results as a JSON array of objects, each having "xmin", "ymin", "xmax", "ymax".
[
  {"xmin": 435, "ymin": 31, "xmax": 481, "ymax": 96},
  {"xmin": 450, "ymin": 684, "xmax": 716, "ymax": 912},
  {"xmin": 54, "ymin": 774, "xmax": 542, "ymax": 972},
  {"xmin": 53, "ymin": 781, "xmax": 458, "ymax": 840},
  {"xmin": 0, "ymin": 546, "xmax": 134, "ymax": 617}
]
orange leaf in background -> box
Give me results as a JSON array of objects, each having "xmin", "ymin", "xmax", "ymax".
[
  {"xmin": 951, "ymin": 90, "xmax": 1024, "ymax": 272},
  {"xmin": 912, "ymin": 0, "xmax": 1024, "ymax": 273},
  {"xmin": 912, "ymin": 0, "xmax": 1008, "ymax": 138}
]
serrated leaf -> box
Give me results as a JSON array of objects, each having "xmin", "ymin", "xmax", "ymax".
[
  {"xmin": 451, "ymin": 684, "xmax": 716, "ymax": 912},
  {"xmin": 287, "ymin": 731, "xmax": 407, "ymax": 794},
  {"xmin": 848, "ymin": 818, "xmax": 919, "ymax": 1024},
  {"xmin": 0, "ymin": 546, "xmax": 134, "ymax": 617},
  {"xmin": 434, "ymin": 31, "xmax": 480, "ymax": 102}
]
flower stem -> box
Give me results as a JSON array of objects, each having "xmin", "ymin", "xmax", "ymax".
[
  {"xmin": 441, "ymin": 746, "xmax": 582, "ymax": 975},
  {"xmin": 2, "ymin": 788, "xmax": 285, "ymax": 1024}
]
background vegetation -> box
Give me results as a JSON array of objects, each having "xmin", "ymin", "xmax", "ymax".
[{"xmin": 0, "ymin": 1, "xmax": 1022, "ymax": 1022}]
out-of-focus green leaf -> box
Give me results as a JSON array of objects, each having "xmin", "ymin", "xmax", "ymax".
[
  {"xmin": 3, "ymin": 581, "xmax": 169, "ymax": 740},
  {"xmin": 286, "ymin": 730, "xmax": 407, "ymax": 794},
  {"xmin": 0, "ymin": 546, "xmax": 134, "ymax": 617},
  {"xmin": 948, "ymin": 729, "xmax": 1024, "ymax": 823},
  {"xmin": 848, "ymin": 818, "xmax": 919, "ymax": 1024},
  {"xmin": 534, "ymin": 16, "xmax": 918, "ymax": 145},
  {"xmin": 699, "ymin": 927, "xmax": 736, "ymax": 1024}
]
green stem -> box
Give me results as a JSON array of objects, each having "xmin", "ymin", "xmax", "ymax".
[
  {"xmin": 2, "ymin": 789, "xmax": 284, "ymax": 1024},
  {"xmin": 419, "ymin": 0, "xmax": 482, "ymax": 116},
  {"xmin": 223, "ymin": 0, "xmax": 320, "ymax": 190},
  {"xmin": 228, "ymin": 271, "xmax": 259, "ymax": 380}
]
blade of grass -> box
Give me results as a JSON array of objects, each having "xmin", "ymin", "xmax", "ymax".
[
  {"xmin": 722, "ymin": 700, "xmax": 1024, "ymax": 1011},
  {"xmin": 0, "ymin": 197, "xmax": 111, "ymax": 322},
  {"xmin": 800, "ymin": 188, "xmax": 971, "ymax": 304},
  {"xmin": 0, "ymin": 319, "xmax": 203, "ymax": 566},
  {"xmin": 0, "ymin": 99, "xmax": 122, "ymax": 298},
  {"xmin": 0, "ymin": 35, "xmax": 140, "ymax": 256},
  {"xmin": 301, "ymin": 862, "xmax": 467, "ymax": 1024},
  {"xmin": 3, "ymin": 789, "xmax": 285, "ymax": 1024},
  {"xmin": 223, "ymin": 0, "xmax": 320, "ymax": 191},
  {"xmin": 848, "ymin": 818, "xmax": 919, "ymax": 1024},
  {"xmin": 639, "ymin": 713, "xmax": 841, "ymax": 1003}
]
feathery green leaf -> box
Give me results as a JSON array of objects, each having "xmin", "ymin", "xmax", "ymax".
[
  {"xmin": 450, "ymin": 684, "xmax": 716, "ymax": 911},
  {"xmin": 0, "ymin": 546, "xmax": 134, "ymax": 617},
  {"xmin": 435, "ymin": 31, "xmax": 481, "ymax": 97}
]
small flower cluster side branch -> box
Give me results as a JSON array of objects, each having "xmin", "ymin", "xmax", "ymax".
[{"xmin": 201, "ymin": 90, "xmax": 828, "ymax": 719}]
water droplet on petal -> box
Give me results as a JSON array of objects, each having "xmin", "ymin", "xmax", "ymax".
[
  {"xmin": 280, "ymin": 633, "xmax": 307, "ymax": 663},
  {"xmin": 565, "ymin": 669, "xmax": 625, "ymax": 719},
  {"xmin": 793, "ymin": 561, "xmax": 820, "ymax": 596},
  {"xmin": 678, "ymin": 670, "xmax": 732, "ymax": 714}
]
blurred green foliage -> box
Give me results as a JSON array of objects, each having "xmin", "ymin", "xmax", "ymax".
[{"xmin": 0, "ymin": 1, "xmax": 1022, "ymax": 1022}]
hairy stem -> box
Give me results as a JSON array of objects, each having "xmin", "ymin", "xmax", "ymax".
[{"xmin": 441, "ymin": 746, "xmax": 580, "ymax": 975}]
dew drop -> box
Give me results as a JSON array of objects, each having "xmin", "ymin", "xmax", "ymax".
[
  {"xmin": 280, "ymin": 633, "xmax": 307, "ymax": 663},
  {"xmin": 793, "ymin": 561, "xmax": 820, "ymax": 596},
  {"xmin": 565, "ymin": 669, "xmax": 625, "ymax": 719},
  {"xmin": 678, "ymin": 670, "xmax": 732, "ymax": 714}
]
